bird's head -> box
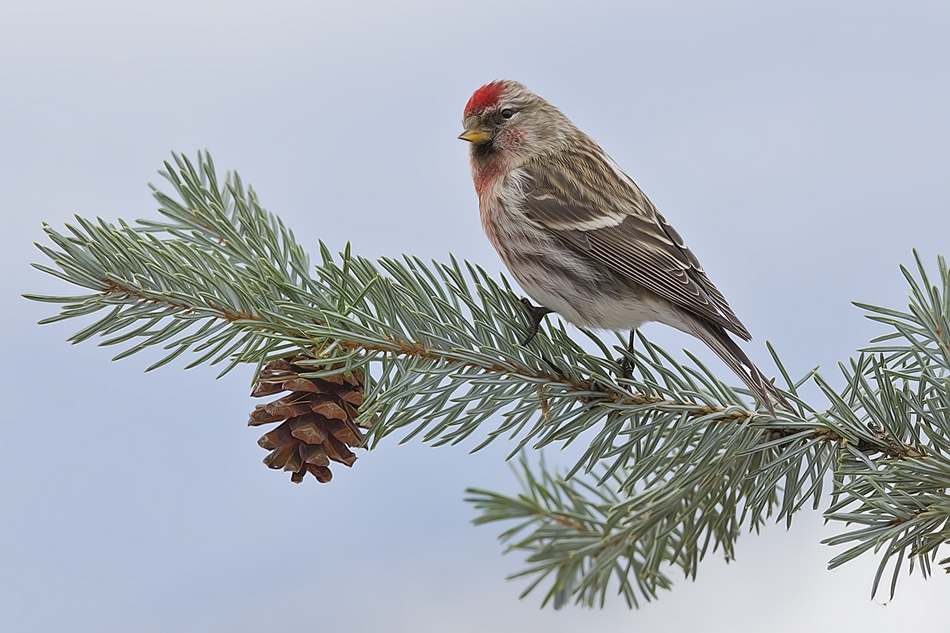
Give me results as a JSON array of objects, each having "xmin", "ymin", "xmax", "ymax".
[{"xmin": 459, "ymin": 80, "xmax": 571, "ymax": 165}]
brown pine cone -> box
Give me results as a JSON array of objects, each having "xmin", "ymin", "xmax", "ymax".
[{"xmin": 249, "ymin": 355, "xmax": 370, "ymax": 484}]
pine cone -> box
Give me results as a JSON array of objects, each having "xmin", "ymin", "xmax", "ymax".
[{"xmin": 249, "ymin": 356, "xmax": 370, "ymax": 484}]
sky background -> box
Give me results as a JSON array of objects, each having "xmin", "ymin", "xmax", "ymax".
[{"xmin": 2, "ymin": 1, "xmax": 949, "ymax": 631}]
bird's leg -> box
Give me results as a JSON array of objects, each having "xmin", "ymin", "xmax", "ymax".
[
  {"xmin": 519, "ymin": 297, "xmax": 553, "ymax": 346},
  {"xmin": 518, "ymin": 298, "xmax": 563, "ymax": 375},
  {"xmin": 618, "ymin": 329, "xmax": 636, "ymax": 380}
]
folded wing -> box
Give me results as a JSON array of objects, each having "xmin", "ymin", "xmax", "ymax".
[{"xmin": 520, "ymin": 143, "xmax": 752, "ymax": 341}]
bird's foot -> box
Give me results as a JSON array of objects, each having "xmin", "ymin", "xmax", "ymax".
[
  {"xmin": 517, "ymin": 298, "xmax": 562, "ymax": 374},
  {"xmin": 520, "ymin": 297, "xmax": 553, "ymax": 346},
  {"xmin": 615, "ymin": 330, "xmax": 637, "ymax": 380},
  {"xmin": 617, "ymin": 356, "xmax": 635, "ymax": 380}
]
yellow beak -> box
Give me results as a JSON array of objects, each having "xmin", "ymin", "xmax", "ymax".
[{"xmin": 458, "ymin": 128, "xmax": 493, "ymax": 145}]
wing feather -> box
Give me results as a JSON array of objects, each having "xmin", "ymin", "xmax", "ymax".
[{"xmin": 521, "ymin": 144, "xmax": 752, "ymax": 340}]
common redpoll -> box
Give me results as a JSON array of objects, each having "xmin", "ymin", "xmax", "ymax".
[{"xmin": 459, "ymin": 80, "xmax": 790, "ymax": 413}]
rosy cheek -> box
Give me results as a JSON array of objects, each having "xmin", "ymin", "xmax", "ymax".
[{"xmin": 505, "ymin": 127, "xmax": 528, "ymax": 149}]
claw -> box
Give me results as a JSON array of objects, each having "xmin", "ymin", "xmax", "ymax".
[{"xmin": 541, "ymin": 354, "xmax": 565, "ymax": 377}]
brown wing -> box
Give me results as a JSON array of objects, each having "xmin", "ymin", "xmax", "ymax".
[{"xmin": 520, "ymin": 143, "xmax": 752, "ymax": 340}]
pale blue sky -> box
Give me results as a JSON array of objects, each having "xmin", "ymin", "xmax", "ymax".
[{"xmin": 2, "ymin": 1, "xmax": 949, "ymax": 631}]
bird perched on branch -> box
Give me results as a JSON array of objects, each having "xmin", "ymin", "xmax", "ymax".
[{"xmin": 459, "ymin": 79, "xmax": 791, "ymax": 414}]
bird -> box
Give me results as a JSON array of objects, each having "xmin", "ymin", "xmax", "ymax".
[{"xmin": 458, "ymin": 79, "xmax": 791, "ymax": 414}]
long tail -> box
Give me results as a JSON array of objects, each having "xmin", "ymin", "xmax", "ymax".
[{"xmin": 682, "ymin": 315, "xmax": 794, "ymax": 416}]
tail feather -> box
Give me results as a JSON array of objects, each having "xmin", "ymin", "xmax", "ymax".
[{"xmin": 682, "ymin": 316, "xmax": 794, "ymax": 416}]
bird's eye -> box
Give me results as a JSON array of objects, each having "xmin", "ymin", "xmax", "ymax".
[{"xmin": 501, "ymin": 108, "xmax": 513, "ymax": 119}]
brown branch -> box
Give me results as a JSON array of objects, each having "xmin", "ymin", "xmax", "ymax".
[
  {"xmin": 104, "ymin": 280, "xmax": 258, "ymax": 323},
  {"xmin": 99, "ymin": 278, "xmax": 928, "ymax": 462},
  {"xmin": 888, "ymin": 506, "xmax": 927, "ymax": 527}
]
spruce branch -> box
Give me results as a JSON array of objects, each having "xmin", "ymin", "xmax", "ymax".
[
  {"xmin": 26, "ymin": 152, "xmax": 950, "ymax": 609},
  {"xmin": 27, "ymin": 153, "xmax": 802, "ymax": 467}
]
